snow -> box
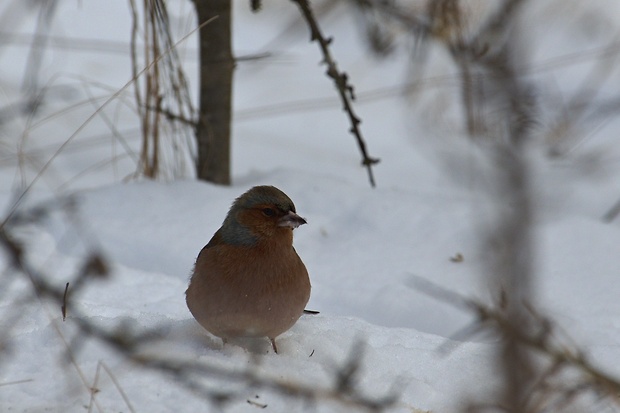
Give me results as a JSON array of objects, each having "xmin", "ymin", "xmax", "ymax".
[{"xmin": 2, "ymin": 1, "xmax": 620, "ymax": 412}]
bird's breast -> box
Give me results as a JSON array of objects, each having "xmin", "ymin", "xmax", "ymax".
[{"xmin": 186, "ymin": 239, "xmax": 310, "ymax": 339}]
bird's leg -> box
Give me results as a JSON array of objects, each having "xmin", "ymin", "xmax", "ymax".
[
  {"xmin": 270, "ymin": 338, "xmax": 279, "ymax": 354},
  {"xmin": 222, "ymin": 337, "xmax": 228, "ymax": 349}
]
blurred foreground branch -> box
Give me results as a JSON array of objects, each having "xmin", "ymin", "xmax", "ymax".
[
  {"xmin": 0, "ymin": 201, "xmax": 397, "ymax": 411},
  {"xmin": 411, "ymin": 275, "xmax": 620, "ymax": 412},
  {"xmin": 434, "ymin": 1, "xmax": 537, "ymax": 410},
  {"xmin": 352, "ymin": 0, "xmax": 620, "ymax": 411}
]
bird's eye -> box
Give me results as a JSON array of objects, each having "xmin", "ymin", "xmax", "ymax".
[{"xmin": 262, "ymin": 208, "xmax": 276, "ymax": 217}]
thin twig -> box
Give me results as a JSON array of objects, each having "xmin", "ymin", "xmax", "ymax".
[
  {"xmin": 61, "ymin": 282, "xmax": 69, "ymax": 321},
  {"xmin": 0, "ymin": 379, "xmax": 35, "ymax": 387},
  {"xmin": 100, "ymin": 361, "xmax": 137, "ymax": 413},
  {"xmin": 291, "ymin": 0, "xmax": 379, "ymax": 188}
]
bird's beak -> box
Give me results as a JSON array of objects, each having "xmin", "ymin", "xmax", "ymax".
[{"xmin": 278, "ymin": 211, "xmax": 307, "ymax": 229}]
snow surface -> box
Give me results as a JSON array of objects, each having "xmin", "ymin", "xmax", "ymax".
[{"xmin": 2, "ymin": 1, "xmax": 620, "ymax": 412}]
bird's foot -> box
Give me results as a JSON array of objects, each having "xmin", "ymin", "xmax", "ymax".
[{"xmin": 270, "ymin": 338, "xmax": 278, "ymax": 354}]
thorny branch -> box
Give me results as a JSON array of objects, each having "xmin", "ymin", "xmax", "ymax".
[{"xmin": 290, "ymin": 0, "xmax": 380, "ymax": 188}]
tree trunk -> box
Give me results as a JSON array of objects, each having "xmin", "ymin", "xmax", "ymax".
[{"xmin": 192, "ymin": 0, "xmax": 233, "ymax": 185}]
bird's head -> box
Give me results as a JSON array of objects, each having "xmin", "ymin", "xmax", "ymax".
[{"xmin": 220, "ymin": 186, "xmax": 306, "ymax": 246}]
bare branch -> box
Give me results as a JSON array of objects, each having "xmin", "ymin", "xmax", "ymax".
[{"xmin": 291, "ymin": 0, "xmax": 380, "ymax": 188}]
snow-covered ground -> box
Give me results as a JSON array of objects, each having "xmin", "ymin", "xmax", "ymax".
[{"xmin": 2, "ymin": 1, "xmax": 620, "ymax": 412}]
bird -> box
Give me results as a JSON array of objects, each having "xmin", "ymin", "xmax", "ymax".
[{"xmin": 186, "ymin": 185, "xmax": 311, "ymax": 353}]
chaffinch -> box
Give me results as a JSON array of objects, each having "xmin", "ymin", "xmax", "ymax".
[{"xmin": 186, "ymin": 185, "xmax": 310, "ymax": 353}]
